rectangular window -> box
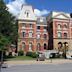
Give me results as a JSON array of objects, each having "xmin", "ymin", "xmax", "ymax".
[
  {"xmin": 44, "ymin": 26, "xmax": 47, "ymax": 30},
  {"xmin": 29, "ymin": 32, "xmax": 32, "ymax": 37},
  {"xmin": 58, "ymin": 32, "xmax": 62, "ymax": 38},
  {"xmin": 37, "ymin": 26, "xmax": 40, "ymax": 29},
  {"xmin": 44, "ymin": 34, "xmax": 47, "ymax": 40},
  {"xmin": 22, "ymin": 23, "xmax": 26, "ymax": 29},
  {"xmin": 22, "ymin": 32, "xmax": 25, "ymax": 37},
  {"xmin": 30, "ymin": 24, "xmax": 32, "ymax": 28}
]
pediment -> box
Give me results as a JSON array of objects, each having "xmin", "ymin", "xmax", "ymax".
[{"xmin": 53, "ymin": 13, "xmax": 70, "ymax": 19}]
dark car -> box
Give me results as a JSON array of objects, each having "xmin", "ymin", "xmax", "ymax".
[{"xmin": 37, "ymin": 52, "xmax": 45, "ymax": 61}]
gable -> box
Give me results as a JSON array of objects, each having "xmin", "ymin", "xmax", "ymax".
[{"xmin": 52, "ymin": 12, "xmax": 70, "ymax": 19}]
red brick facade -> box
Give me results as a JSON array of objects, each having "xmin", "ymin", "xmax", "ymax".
[{"xmin": 47, "ymin": 11, "xmax": 72, "ymax": 50}]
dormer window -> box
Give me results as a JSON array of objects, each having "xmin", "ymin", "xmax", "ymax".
[{"xmin": 25, "ymin": 10, "xmax": 29, "ymax": 17}]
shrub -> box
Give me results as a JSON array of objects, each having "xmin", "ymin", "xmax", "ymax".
[
  {"xmin": 18, "ymin": 50, "xmax": 24, "ymax": 56},
  {"xmin": 32, "ymin": 52, "xmax": 38, "ymax": 58},
  {"xmin": 26, "ymin": 52, "xmax": 32, "ymax": 57},
  {"xmin": 26, "ymin": 52, "xmax": 38, "ymax": 58}
]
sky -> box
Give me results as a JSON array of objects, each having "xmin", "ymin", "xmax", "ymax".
[{"xmin": 4, "ymin": 0, "xmax": 72, "ymax": 17}]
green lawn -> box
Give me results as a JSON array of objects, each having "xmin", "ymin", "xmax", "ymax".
[{"xmin": 6, "ymin": 56, "xmax": 36, "ymax": 61}]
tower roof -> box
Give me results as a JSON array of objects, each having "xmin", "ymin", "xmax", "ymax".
[{"xmin": 18, "ymin": 5, "xmax": 37, "ymax": 21}]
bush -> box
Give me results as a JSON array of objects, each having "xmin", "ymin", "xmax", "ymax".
[
  {"xmin": 32, "ymin": 52, "xmax": 38, "ymax": 58},
  {"xmin": 18, "ymin": 50, "xmax": 24, "ymax": 56},
  {"xmin": 26, "ymin": 52, "xmax": 32, "ymax": 57},
  {"xmin": 26, "ymin": 52, "xmax": 38, "ymax": 58}
]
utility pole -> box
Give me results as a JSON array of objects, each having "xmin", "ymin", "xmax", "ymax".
[{"xmin": 0, "ymin": 51, "xmax": 4, "ymax": 72}]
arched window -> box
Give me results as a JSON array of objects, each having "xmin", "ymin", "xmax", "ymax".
[
  {"xmin": 64, "ymin": 33, "xmax": 67, "ymax": 38},
  {"xmin": 64, "ymin": 24, "xmax": 68, "ymax": 28},
  {"xmin": 44, "ymin": 34, "xmax": 47, "ymax": 40},
  {"xmin": 44, "ymin": 43, "xmax": 47, "ymax": 49},
  {"xmin": 22, "ymin": 42, "xmax": 25, "ymax": 50},
  {"xmin": 37, "ymin": 34, "xmax": 40, "ymax": 39},
  {"xmin": 58, "ymin": 24, "xmax": 61, "ymax": 30},
  {"xmin": 37, "ymin": 43, "xmax": 41, "ymax": 51},
  {"xmin": 29, "ymin": 42, "xmax": 32, "ymax": 51}
]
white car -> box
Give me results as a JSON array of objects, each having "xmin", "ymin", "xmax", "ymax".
[
  {"xmin": 2, "ymin": 63, "xmax": 8, "ymax": 68},
  {"xmin": 66, "ymin": 50, "xmax": 72, "ymax": 59}
]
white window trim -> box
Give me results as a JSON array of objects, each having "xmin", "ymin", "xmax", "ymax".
[
  {"xmin": 29, "ymin": 32, "xmax": 33, "ymax": 38},
  {"xmin": 57, "ymin": 31, "xmax": 62, "ymax": 38},
  {"xmin": 29, "ymin": 42, "xmax": 32, "ymax": 51},
  {"xmin": 63, "ymin": 23, "xmax": 68, "ymax": 30}
]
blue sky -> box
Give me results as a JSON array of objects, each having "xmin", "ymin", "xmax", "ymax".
[{"xmin": 5, "ymin": 0, "xmax": 72, "ymax": 16}]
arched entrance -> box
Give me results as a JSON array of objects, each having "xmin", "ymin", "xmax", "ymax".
[
  {"xmin": 58, "ymin": 42, "xmax": 63, "ymax": 52},
  {"xmin": 58, "ymin": 42, "xmax": 62, "ymax": 48},
  {"xmin": 63, "ymin": 42, "xmax": 68, "ymax": 51}
]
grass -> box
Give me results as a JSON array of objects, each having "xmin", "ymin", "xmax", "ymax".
[{"xmin": 6, "ymin": 56, "xmax": 36, "ymax": 61}]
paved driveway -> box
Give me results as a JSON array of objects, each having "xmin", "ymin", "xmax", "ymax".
[{"xmin": 2, "ymin": 63, "xmax": 72, "ymax": 72}]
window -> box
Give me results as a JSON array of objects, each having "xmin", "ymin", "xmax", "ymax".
[
  {"xmin": 58, "ymin": 32, "xmax": 62, "ymax": 38},
  {"xmin": 22, "ymin": 42, "xmax": 25, "ymax": 50},
  {"xmin": 44, "ymin": 26, "xmax": 47, "ymax": 30},
  {"xmin": 22, "ymin": 23, "xmax": 25, "ymax": 29},
  {"xmin": 25, "ymin": 10, "xmax": 29, "ymax": 17},
  {"xmin": 64, "ymin": 33, "xmax": 67, "ymax": 38},
  {"xmin": 44, "ymin": 34, "xmax": 47, "ymax": 40},
  {"xmin": 58, "ymin": 24, "xmax": 61, "ymax": 30},
  {"xmin": 44, "ymin": 43, "xmax": 47, "ymax": 49},
  {"xmin": 37, "ymin": 34, "xmax": 40, "ymax": 39},
  {"xmin": 37, "ymin": 43, "xmax": 41, "ymax": 51},
  {"xmin": 37, "ymin": 26, "xmax": 40, "ymax": 29},
  {"xmin": 30, "ymin": 24, "xmax": 32, "ymax": 28},
  {"xmin": 64, "ymin": 24, "xmax": 68, "ymax": 29},
  {"xmin": 22, "ymin": 32, "xmax": 25, "ymax": 37},
  {"xmin": 29, "ymin": 42, "xmax": 32, "ymax": 51},
  {"xmin": 29, "ymin": 32, "xmax": 32, "ymax": 37}
]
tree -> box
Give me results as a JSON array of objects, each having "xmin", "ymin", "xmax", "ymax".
[
  {"xmin": 0, "ymin": 0, "xmax": 18, "ymax": 47},
  {"xmin": 0, "ymin": 33, "xmax": 9, "ymax": 72}
]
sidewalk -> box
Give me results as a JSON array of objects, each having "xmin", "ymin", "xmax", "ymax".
[{"xmin": 5, "ymin": 59, "xmax": 72, "ymax": 65}]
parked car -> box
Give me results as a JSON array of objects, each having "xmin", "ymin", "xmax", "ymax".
[
  {"xmin": 49, "ymin": 53, "xmax": 59, "ymax": 58},
  {"xmin": 37, "ymin": 52, "xmax": 45, "ymax": 61},
  {"xmin": 44, "ymin": 50, "xmax": 58, "ymax": 58},
  {"xmin": 66, "ymin": 50, "xmax": 72, "ymax": 59},
  {"xmin": 1, "ymin": 63, "xmax": 8, "ymax": 68}
]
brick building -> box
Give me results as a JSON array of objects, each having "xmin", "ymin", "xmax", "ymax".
[
  {"xmin": 47, "ymin": 11, "xmax": 72, "ymax": 51},
  {"xmin": 18, "ymin": 5, "xmax": 48, "ymax": 52},
  {"xmin": 18, "ymin": 5, "xmax": 72, "ymax": 53}
]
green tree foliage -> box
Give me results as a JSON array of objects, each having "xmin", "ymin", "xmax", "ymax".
[
  {"xmin": 0, "ymin": 0, "xmax": 18, "ymax": 45},
  {"xmin": 0, "ymin": 33, "xmax": 9, "ymax": 51}
]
